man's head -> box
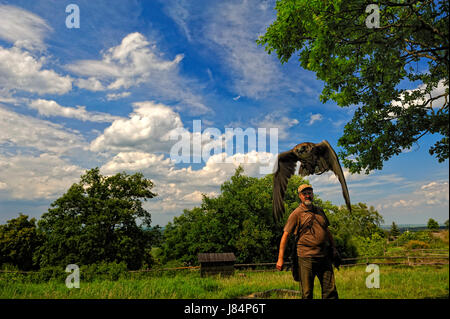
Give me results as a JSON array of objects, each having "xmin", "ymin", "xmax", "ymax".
[{"xmin": 298, "ymin": 184, "xmax": 314, "ymax": 207}]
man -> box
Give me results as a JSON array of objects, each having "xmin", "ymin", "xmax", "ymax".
[{"xmin": 276, "ymin": 184, "xmax": 339, "ymax": 299}]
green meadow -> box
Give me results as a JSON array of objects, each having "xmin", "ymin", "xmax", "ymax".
[{"xmin": 1, "ymin": 264, "xmax": 448, "ymax": 299}]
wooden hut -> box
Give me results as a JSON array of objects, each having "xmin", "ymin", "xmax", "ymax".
[{"xmin": 197, "ymin": 253, "xmax": 236, "ymax": 277}]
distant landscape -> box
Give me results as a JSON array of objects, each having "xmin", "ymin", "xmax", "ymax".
[{"xmin": 380, "ymin": 225, "xmax": 448, "ymax": 232}]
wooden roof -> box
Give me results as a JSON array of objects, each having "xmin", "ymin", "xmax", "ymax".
[{"xmin": 198, "ymin": 253, "xmax": 236, "ymax": 263}]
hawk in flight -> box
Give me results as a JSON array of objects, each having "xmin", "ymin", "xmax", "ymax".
[{"xmin": 273, "ymin": 140, "xmax": 351, "ymax": 222}]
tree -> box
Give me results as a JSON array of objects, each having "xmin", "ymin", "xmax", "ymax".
[
  {"xmin": 35, "ymin": 168, "xmax": 157, "ymax": 270},
  {"xmin": 258, "ymin": 0, "xmax": 449, "ymax": 174},
  {"xmin": 323, "ymin": 201, "xmax": 385, "ymax": 258},
  {"xmin": 427, "ymin": 218, "xmax": 440, "ymax": 231},
  {"xmin": 0, "ymin": 214, "xmax": 42, "ymax": 270},
  {"xmin": 162, "ymin": 166, "xmax": 384, "ymax": 264},
  {"xmin": 162, "ymin": 167, "xmax": 285, "ymax": 264},
  {"xmin": 445, "ymin": 219, "xmax": 449, "ymax": 229},
  {"xmin": 390, "ymin": 221, "xmax": 401, "ymax": 237}
]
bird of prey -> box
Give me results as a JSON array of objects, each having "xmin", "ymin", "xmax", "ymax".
[{"xmin": 273, "ymin": 140, "xmax": 351, "ymax": 222}]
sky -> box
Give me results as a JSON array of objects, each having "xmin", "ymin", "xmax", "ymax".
[{"xmin": 0, "ymin": 0, "xmax": 448, "ymax": 227}]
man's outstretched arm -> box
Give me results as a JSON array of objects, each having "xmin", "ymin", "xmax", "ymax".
[{"xmin": 276, "ymin": 231, "xmax": 290, "ymax": 271}]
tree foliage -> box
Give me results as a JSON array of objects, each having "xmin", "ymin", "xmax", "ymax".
[
  {"xmin": 35, "ymin": 168, "xmax": 157, "ymax": 270},
  {"xmin": 161, "ymin": 166, "xmax": 384, "ymax": 264},
  {"xmin": 162, "ymin": 167, "xmax": 285, "ymax": 265},
  {"xmin": 0, "ymin": 214, "xmax": 42, "ymax": 270},
  {"xmin": 258, "ymin": 0, "xmax": 449, "ymax": 173},
  {"xmin": 427, "ymin": 218, "xmax": 440, "ymax": 231},
  {"xmin": 390, "ymin": 221, "xmax": 401, "ymax": 237}
]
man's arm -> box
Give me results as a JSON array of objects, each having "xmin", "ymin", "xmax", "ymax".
[
  {"xmin": 327, "ymin": 228, "xmax": 336, "ymax": 249},
  {"xmin": 276, "ymin": 231, "xmax": 290, "ymax": 271}
]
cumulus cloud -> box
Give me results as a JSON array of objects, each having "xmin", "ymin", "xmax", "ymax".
[
  {"xmin": 67, "ymin": 32, "xmax": 184, "ymax": 89},
  {"xmin": 0, "ymin": 46, "xmax": 72, "ymax": 95},
  {"xmin": 29, "ymin": 99, "xmax": 121, "ymax": 122},
  {"xmin": 66, "ymin": 32, "xmax": 210, "ymax": 114},
  {"xmin": 90, "ymin": 101, "xmax": 184, "ymax": 153}
]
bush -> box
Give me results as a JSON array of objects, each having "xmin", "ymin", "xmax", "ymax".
[
  {"xmin": 406, "ymin": 240, "xmax": 430, "ymax": 250},
  {"xmin": 397, "ymin": 231, "xmax": 417, "ymax": 245},
  {"xmin": 353, "ymin": 233, "xmax": 386, "ymax": 257},
  {"xmin": 80, "ymin": 261, "xmax": 129, "ymax": 282},
  {"xmin": 29, "ymin": 266, "xmax": 66, "ymax": 283}
]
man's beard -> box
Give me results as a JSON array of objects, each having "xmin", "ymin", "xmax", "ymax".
[{"xmin": 303, "ymin": 199, "xmax": 312, "ymax": 206}]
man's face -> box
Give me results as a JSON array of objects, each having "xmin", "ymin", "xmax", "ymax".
[{"xmin": 299, "ymin": 189, "xmax": 314, "ymax": 206}]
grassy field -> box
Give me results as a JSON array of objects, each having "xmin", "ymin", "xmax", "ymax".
[{"xmin": 1, "ymin": 264, "xmax": 448, "ymax": 299}]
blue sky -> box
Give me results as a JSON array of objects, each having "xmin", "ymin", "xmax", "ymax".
[{"xmin": 0, "ymin": 0, "xmax": 448, "ymax": 227}]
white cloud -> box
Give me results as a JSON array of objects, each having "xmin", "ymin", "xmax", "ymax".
[
  {"xmin": 375, "ymin": 180, "xmax": 449, "ymax": 211},
  {"xmin": 391, "ymin": 79, "xmax": 448, "ymax": 111},
  {"xmin": 29, "ymin": 99, "xmax": 121, "ymax": 122},
  {"xmin": 66, "ymin": 32, "xmax": 210, "ymax": 114},
  {"xmin": 106, "ymin": 92, "xmax": 131, "ymax": 101},
  {"xmin": 0, "ymin": 4, "xmax": 52, "ymax": 51},
  {"xmin": 0, "ymin": 105, "xmax": 86, "ymax": 155},
  {"xmin": 90, "ymin": 101, "xmax": 184, "ymax": 153},
  {"xmin": 67, "ymin": 32, "xmax": 184, "ymax": 87},
  {"xmin": 0, "ymin": 46, "xmax": 72, "ymax": 95},
  {"xmin": 251, "ymin": 112, "xmax": 299, "ymax": 140},
  {"xmin": 75, "ymin": 77, "xmax": 106, "ymax": 92},
  {"xmin": 0, "ymin": 153, "xmax": 84, "ymax": 200},
  {"xmin": 308, "ymin": 113, "xmax": 323, "ymax": 125}
]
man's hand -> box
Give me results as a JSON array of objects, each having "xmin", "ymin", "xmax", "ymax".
[
  {"xmin": 332, "ymin": 247, "xmax": 342, "ymax": 270},
  {"xmin": 276, "ymin": 231, "xmax": 289, "ymax": 271},
  {"xmin": 276, "ymin": 258, "xmax": 284, "ymax": 271}
]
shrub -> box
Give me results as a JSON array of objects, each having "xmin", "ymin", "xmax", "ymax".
[
  {"xmin": 397, "ymin": 231, "xmax": 417, "ymax": 245},
  {"xmin": 406, "ymin": 240, "xmax": 430, "ymax": 250},
  {"xmin": 353, "ymin": 233, "xmax": 386, "ymax": 257},
  {"xmin": 80, "ymin": 261, "xmax": 129, "ymax": 282}
]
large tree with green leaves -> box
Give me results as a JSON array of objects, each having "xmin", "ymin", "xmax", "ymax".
[
  {"xmin": 35, "ymin": 168, "xmax": 157, "ymax": 270},
  {"xmin": 258, "ymin": 0, "xmax": 448, "ymax": 173}
]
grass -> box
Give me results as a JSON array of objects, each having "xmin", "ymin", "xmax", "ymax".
[{"xmin": 1, "ymin": 265, "xmax": 448, "ymax": 299}]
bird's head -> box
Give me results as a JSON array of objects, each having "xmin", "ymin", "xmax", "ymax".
[{"xmin": 294, "ymin": 143, "xmax": 310, "ymax": 157}]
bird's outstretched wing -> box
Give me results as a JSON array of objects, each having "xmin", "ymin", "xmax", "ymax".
[
  {"xmin": 272, "ymin": 150, "xmax": 298, "ymax": 222},
  {"xmin": 315, "ymin": 140, "xmax": 352, "ymax": 212}
]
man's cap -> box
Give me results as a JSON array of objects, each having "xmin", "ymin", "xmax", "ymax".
[{"xmin": 298, "ymin": 184, "xmax": 313, "ymax": 193}]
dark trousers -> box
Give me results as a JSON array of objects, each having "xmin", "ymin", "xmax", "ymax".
[{"xmin": 298, "ymin": 257, "xmax": 338, "ymax": 299}]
